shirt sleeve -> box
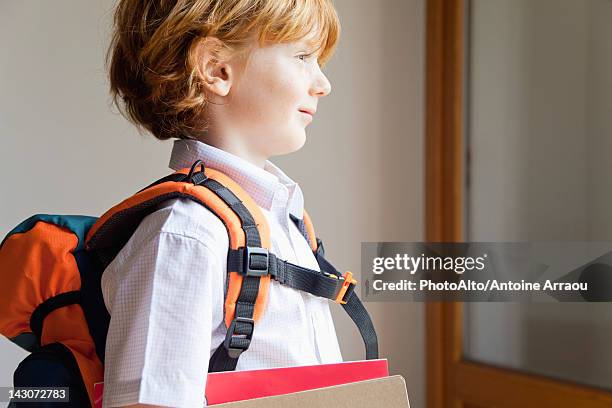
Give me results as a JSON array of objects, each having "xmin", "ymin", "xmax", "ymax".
[{"xmin": 101, "ymin": 205, "xmax": 225, "ymax": 408}]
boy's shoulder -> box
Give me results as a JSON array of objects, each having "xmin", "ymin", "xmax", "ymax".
[{"xmin": 128, "ymin": 196, "xmax": 229, "ymax": 253}]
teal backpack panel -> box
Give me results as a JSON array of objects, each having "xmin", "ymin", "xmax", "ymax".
[{"xmin": 1, "ymin": 214, "xmax": 98, "ymax": 251}]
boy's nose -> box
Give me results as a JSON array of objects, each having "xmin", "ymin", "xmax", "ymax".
[{"xmin": 310, "ymin": 71, "xmax": 332, "ymax": 97}]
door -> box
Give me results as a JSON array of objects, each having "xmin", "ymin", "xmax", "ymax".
[{"xmin": 425, "ymin": 0, "xmax": 612, "ymax": 407}]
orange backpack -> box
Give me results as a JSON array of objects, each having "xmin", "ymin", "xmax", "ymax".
[{"xmin": 0, "ymin": 160, "xmax": 378, "ymax": 407}]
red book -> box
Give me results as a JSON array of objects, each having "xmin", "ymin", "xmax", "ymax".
[{"xmin": 94, "ymin": 359, "xmax": 388, "ymax": 407}]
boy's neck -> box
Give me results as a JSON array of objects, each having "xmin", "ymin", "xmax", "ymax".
[{"xmin": 195, "ymin": 135, "xmax": 268, "ymax": 169}]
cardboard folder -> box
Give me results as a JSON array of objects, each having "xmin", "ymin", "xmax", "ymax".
[{"xmin": 213, "ymin": 375, "xmax": 410, "ymax": 408}]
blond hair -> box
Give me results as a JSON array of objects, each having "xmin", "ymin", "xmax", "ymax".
[{"xmin": 106, "ymin": 0, "xmax": 340, "ymax": 141}]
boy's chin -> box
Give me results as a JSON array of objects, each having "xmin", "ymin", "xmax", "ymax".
[{"xmin": 272, "ymin": 131, "xmax": 307, "ymax": 156}]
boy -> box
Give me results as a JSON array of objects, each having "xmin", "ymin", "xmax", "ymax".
[{"xmin": 102, "ymin": 0, "xmax": 342, "ymax": 407}]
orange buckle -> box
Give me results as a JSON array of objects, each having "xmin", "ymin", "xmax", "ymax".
[{"xmin": 334, "ymin": 271, "xmax": 357, "ymax": 304}]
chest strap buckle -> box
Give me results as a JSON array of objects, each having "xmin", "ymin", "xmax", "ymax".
[{"xmin": 244, "ymin": 247, "xmax": 269, "ymax": 277}]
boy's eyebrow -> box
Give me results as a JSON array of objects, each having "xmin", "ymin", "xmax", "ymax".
[
  {"xmin": 295, "ymin": 38, "xmax": 323, "ymax": 53},
  {"xmin": 296, "ymin": 29, "xmax": 324, "ymax": 49}
]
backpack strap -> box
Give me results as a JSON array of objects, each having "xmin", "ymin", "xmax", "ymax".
[{"xmin": 290, "ymin": 212, "xmax": 379, "ymax": 360}]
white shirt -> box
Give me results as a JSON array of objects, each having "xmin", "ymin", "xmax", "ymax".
[{"xmin": 101, "ymin": 139, "xmax": 343, "ymax": 408}]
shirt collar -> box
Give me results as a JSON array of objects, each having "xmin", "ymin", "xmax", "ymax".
[{"xmin": 169, "ymin": 139, "xmax": 304, "ymax": 218}]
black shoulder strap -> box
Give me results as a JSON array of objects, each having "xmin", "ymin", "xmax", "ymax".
[
  {"xmin": 203, "ymin": 175, "xmax": 264, "ymax": 372},
  {"xmin": 312, "ymin": 247, "xmax": 379, "ymax": 360},
  {"xmin": 289, "ymin": 215, "xmax": 379, "ymax": 360}
]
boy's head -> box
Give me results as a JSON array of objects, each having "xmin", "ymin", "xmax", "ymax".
[{"xmin": 107, "ymin": 0, "xmax": 340, "ymax": 161}]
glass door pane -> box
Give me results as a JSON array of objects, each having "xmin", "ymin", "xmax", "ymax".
[{"xmin": 463, "ymin": 0, "xmax": 612, "ymax": 391}]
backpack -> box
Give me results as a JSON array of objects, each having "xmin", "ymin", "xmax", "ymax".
[{"xmin": 0, "ymin": 160, "xmax": 378, "ymax": 407}]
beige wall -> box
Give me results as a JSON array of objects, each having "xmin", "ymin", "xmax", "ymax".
[{"xmin": 0, "ymin": 1, "xmax": 425, "ymax": 407}]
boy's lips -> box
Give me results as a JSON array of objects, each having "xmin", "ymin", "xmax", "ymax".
[{"xmin": 298, "ymin": 107, "xmax": 316, "ymax": 117}]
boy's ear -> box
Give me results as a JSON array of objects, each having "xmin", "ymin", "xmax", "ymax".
[{"xmin": 195, "ymin": 36, "xmax": 234, "ymax": 98}]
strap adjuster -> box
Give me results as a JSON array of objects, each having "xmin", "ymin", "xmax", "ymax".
[
  {"xmin": 334, "ymin": 271, "xmax": 357, "ymax": 304},
  {"xmin": 223, "ymin": 316, "xmax": 255, "ymax": 358},
  {"xmin": 244, "ymin": 247, "xmax": 269, "ymax": 277}
]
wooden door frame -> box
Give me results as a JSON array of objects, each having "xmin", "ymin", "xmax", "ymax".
[
  {"xmin": 424, "ymin": 0, "xmax": 612, "ymax": 407},
  {"xmin": 424, "ymin": 0, "xmax": 464, "ymax": 406}
]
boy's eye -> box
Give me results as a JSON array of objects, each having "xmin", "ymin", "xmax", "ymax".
[{"xmin": 297, "ymin": 53, "xmax": 313, "ymax": 62}]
